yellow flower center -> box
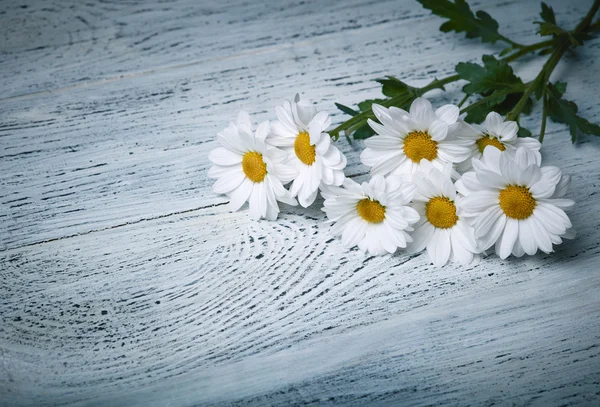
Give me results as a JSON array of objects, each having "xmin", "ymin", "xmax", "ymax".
[
  {"xmin": 356, "ymin": 198, "xmax": 386, "ymax": 224},
  {"xmin": 476, "ymin": 135, "xmax": 506, "ymax": 154},
  {"xmin": 499, "ymin": 185, "xmax": 536, "ymax": 219},
  {"xmin": 241, "ymin": 151, "xmax": 267, "ymax": 183},
  {"xmin": 426, "ymin": 196, "xmax": 459, "ymax": 229},
  {"xmin": 294, "ymin": 131, "xmax": 316, "ymax": 165},
  {"xmin": 403, "ymin": 131, "xmax": 438, "ymax": 163}
]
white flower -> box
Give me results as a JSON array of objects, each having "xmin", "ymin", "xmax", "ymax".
[
  {"xmin": 322, "ymin": 175, "xmax": 420, "ymax": 256},
  {"xmin": 360, "ymin": 97, "xmax": 472, "ymax": 177},
  {"xmin": 457, "ymin": 112, "xmax": 541, "ymax": 172},
  {"xmin": 456, "ymin": 146, "xmax": 575, "ymax": 259},
  {"xmin": 408, "ymin": 161, "xmax": 479, "ymax": 267},
  {"xmin": 208, "ymin": 111, "xmax": 297, "ymax": 221},
  {"xmin": 267, "ymin": 94, "xmax": 347, "ymax": 207}
]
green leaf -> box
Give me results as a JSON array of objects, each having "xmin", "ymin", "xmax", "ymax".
[
  {"xmin": 536, "ymin": 21, "xmax": 566, "ymax": 37},
  {"xmin": 535, "ymin": 22, "xmax": 583, "ymax": 46},
  {"xmin": 553, "ymin": 81, "xmax": 567, "ymax": 95},
  {"xmin": 464, "ymin": 92, "xmax": 532, "ymax": 123},
  {"xmin": 353, "ymin": 124, "xmax": 376, "ymax": 140},
  {"xmin": 335, "ymin": 103, "xmax": 359, "ymax": 117},
  {"xmin": 417, "ymin": 0, "xmax": 503, "ymax": 44},
  {"xmin": 540, "ymin": 2, "xmax": 556, "ymax": 24},
  {"xmin": 517, "ymin": 126, "xmax": 532, "ymax": 138},
  {"xmin": 546, "ymin": 82, "xmax": 600, "ymax": 142},
  {"xmin": 456, "ymin": 54, "xmax": 523, "ymax": 96},
  {"xmin": 357, "ymin": 99, "xmax": 386, "ymax": 112},
  {"xmin": 375, "ymin": 76, "xmax": 419, "ymax": 98}
]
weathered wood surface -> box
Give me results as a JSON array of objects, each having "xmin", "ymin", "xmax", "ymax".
[{"xmin": 1, "ymin": 0, "xmax": 600, "ymax": 405}]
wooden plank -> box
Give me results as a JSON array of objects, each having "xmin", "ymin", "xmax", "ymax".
[
  {"xmin": 1, "ymin": 0, "xmax": 575, "ymax": 100},
  {"xmin": 0, "ymin": 0, "xmax": 493, "ymax": 99},
  {"xmin": 1, "ymin": 202, "xmax": 599, "ymax": 405},
  {"xmin": 2, "ymin": 0, "xmax": 600, "ymax": 405},
  {"xmin": 0, "ymin": 0, "xmax": 595, "ymax": 249}
]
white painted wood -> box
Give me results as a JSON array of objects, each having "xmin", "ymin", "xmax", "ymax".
[{"xmin": 1, "ymin": 0, "xmax": 600, "ymax": 405}]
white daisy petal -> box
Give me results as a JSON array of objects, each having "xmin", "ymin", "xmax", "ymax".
[
  {"xmin": 461, "ymin": 191, "xmax": 499, "ymax": 214},
  {"xmin": 484, "ymin": 112, "xmax": 503, "ymax": 135},
  {"xmin": 553, "ymin": 174, "xmax": 571, "ymax": 197},
  {"xmin": 437, "ymin": 143, "xmax": 471, "ymax": 162},
  {"xmin": 457, "ymin": 171, "xmax": 484, "ymax": 192},
  {"xmin": 255, "ymin": 121, "xmax": 270, "ymax": 142},
  {"xmin": 539, "ymin": 198, "xmax": 575, "ymax": 210},
  {"xmin": 409, "ymin": 97, "xmax": 436, "ymax": 129},
  {"xmin": 209, "ymin": 147, "xmax": 242, "ymax": 166},
  {"xmin": 271, "ymin": 95, "xmax": 347, "ymax": 206},
  {"xmin": 208, "ymin": 164, "xmax": 239, "ymax": 179},
  {"xmin": 532, "ymin": 206, "xmax": 566, "ymax": 236},
  {"xmin": 295, "ymin": 99, "xmax": 317, "ymax": 127},
  {"xmin": 435, "ymin": 104, "xmax": 460, "ymax": 125},
  {"xmin": 228, "ymin": 178, "xmax": 253, "ymax": 212},
  {"xmin": 428, "ymin": 229, "xmax": 451, "ymax": 267},
  {"xmin": 512, "ymin": 237, "xmax": 525, "ymax": 257},
  {"xmin": 479, "ymin": 214, "xmax": 507, "ymax": 251},
  {"xmin": 519, "ymin": 218, "xmax": 538, "ymax": 255},
  {"xmin": 210, "ymin": 111, "xmax": 297, "ymax": 220},
  {"xmin": 212, "ymin": 170, "xmax": 245, "ymax": 194},
  {"xmin": 517, "ymin": 164, "xmax": 542, "ymax": 187},
  {"xmin": 529, "ymin": 215, "xmax": 553, "ymax": 253},
  {"xmin": 364, "ymin": 134, "xmax": 403, "ymax": 149},
  {"xmin": 342, "ymin": 218, "xmax": 368, "ymax": 248},
  {"xmin": 495, "ymin": 218, "xmax": 519, "ymax": 259},
  {"xmin": 536, "ymin": 201, "xmax": 571, "ymax": 230},
  {"xmin": 236, "ymin": 110, "xmax": 253, "ymax": 134},
  {"xmin": 428, "ymin": 120, "xmax": 448, "ymax": 141},
  {"xmin": 409, "ymin": 221, "xmax": 434, "ymax": 253},
  {"xmin": 499, "ymin": 121, "xmax": 518, "ymax": 142},
  {"xmin": 368, "ymin": 119, "xmax": 401, "ymax": 138},
  {"xmin": 529, "ymin": 167, "xmax": 561, "ymax": 198},
  {"xmin": 248, "ymin": 184, "xmax": 261, "ymax": 220},
  {"xmin": 324, "ymin": 175, "xmax": 418, "ymax": 256},
  {"xmin": 361, "ymin": 97, "xmax": 471, "ymax": 176},
  {"xmin": 451, "ymin": 228, "xmax": 474, "ymax": 265}
]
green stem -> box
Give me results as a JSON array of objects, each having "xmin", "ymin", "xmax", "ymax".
[
  {"xmin": 574, "ymin": 0, "xmax": 600, "ymax": 33},
  {"xmin": 539, "ymin": 86, "xmax": 548, "ymax": 142},
  {"xmin": 506, "ymin": 0, "xmax": 600, "ymax": 122},
  {"xmin": 457, "ymin": 93, "xmax": 470, "ymax": 108},
  {"xmin": 330, "ymin": 75, "xmax": 460, "ymax": 139},
  {"xmin": 503, "ymin": 39, "xmax": 554, "ymax": 62},
  {"xmin": 330, "ymin": 37, "xmax": 554, "ymax": 140},
  {"xmin": 460, "ymin": 84, "xmax": 527, "ymax": 115},
  {"xmin": 498, "ymin": 35, "xmax": 526, "ymax": 50},
  {"xmin": 506, "ymin": 39, "xmax": 569, "ymax": 121}
]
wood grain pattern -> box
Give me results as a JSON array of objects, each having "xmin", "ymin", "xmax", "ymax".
[{"xmin": 1, "ymin": 0, "xmax": 600, "ymax": 405}]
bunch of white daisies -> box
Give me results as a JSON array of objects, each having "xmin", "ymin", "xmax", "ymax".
[{"xmin": 209, "ymin": 95, "xmax": 575, "ymax": 267}]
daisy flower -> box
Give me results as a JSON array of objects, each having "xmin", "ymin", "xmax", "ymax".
[
  {"xmin": 360, "ymin": 97, "xmax": 472, "ymax": 177},
  {"xmin": 456, "ymin": 111, "xmax": 541, "ymax": 172},
  {"xmin": 208, "ymin": 111, "xmax": 297, "ymax": 221},
  {"xmin": 322, "ymin": 175, "xmax": 420, "ymax": 256},
  {"xmin": 408, "ymin": 160, "xmax": 479, "ymax": 267},
  {"xmin": 456, "ymin": 146, "xmax": 575, "ymax": 259},
  {"xmin": 268, "ymin": 94, "xmax": 347, "ymax": 207}
]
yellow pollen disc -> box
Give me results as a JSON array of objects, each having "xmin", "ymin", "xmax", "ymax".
[
  {"xmin": 476, "ymin": 135, "xmax": 506, "ymax": 154},
  {"xmin": 426, "ymin": 196, "xmax": 459, "ymax": 229},
  {"xmin": 356, "ymin": 198, "xmax": 386, "ymax": 224},
  {"xmin": 294, "ymin": 131, "xmax": 316, "ymax": 165},
  {"xmin": 241, "ymin": 151, "xmax": 267, "ymax": 183},
  {"xmin": 499, "ymin": 185, "xmax": 536, "ymax": 220},
  {"xmin": 403, "ymin": 131, "xmax": 438, "ymax": 163}
]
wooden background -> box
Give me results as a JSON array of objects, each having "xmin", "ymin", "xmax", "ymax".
[{"xmin": 1, "ymin": 0, "xmax": 600, "ymax": 405}]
